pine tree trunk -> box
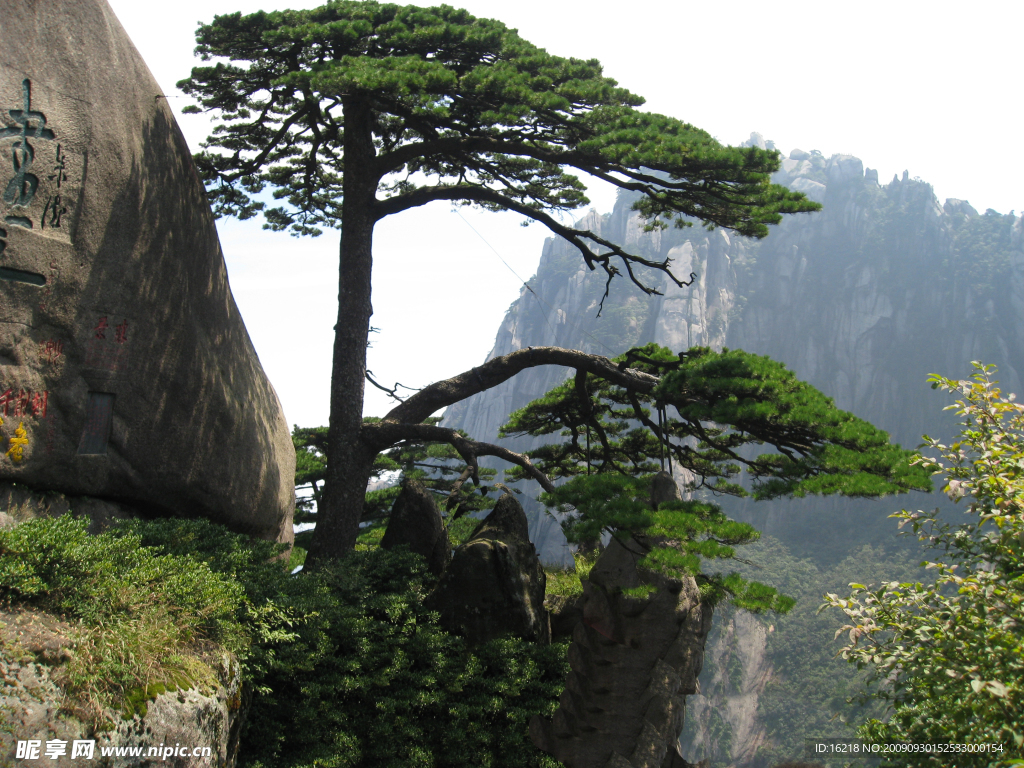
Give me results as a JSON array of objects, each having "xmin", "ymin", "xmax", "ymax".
[{"xmin": 305, "ymin": 100, "xmax": 379, "ymax": 567}]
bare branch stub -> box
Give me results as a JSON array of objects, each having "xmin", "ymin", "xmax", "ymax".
[{"xmin": 365, "ymin": 370, "xmax": 422, "ymax": 403}]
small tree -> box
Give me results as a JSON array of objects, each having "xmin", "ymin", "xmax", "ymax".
[
  {"xmin": 501, "ymin": 344, "xmax": 931, "ymax": 609},
  {"xmin": 824, "ymin": 363, "xmax": 1024, "ymax": 766},
  {"xmin": 292, "ymin": 425, "xmax": 328, "ymax": 527},
  {"xmin": 178, "ymin": 0, "xmax": 820, "ymax": 564}
]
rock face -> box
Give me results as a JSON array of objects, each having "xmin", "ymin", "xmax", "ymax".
[
  {"xmin": 679, "ymin": 608, "xmax": 773, "ymax": 766},
  {"xmin": 0, "ymin": 480, "xmax": 138, "ymax": 534},
  {"xmin": 380, "ymin": 480, "xmax": 451, "ymax": 576},
  {"xmin": 530, "ymin": 536, "xmax": 713, "ymax": 768},
  {"xmin": 0, "ymin": 0, "xmax": 294, "ymax": 542},
  {"xmin": 425, "ymin": 493, "xmax": 549, "ymax": 645},
  {"xmin": 0, "ymin": 607, "xmax": 246, "ymax": 768}
]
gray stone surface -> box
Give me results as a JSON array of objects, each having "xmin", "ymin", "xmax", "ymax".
[
  {"xmin": 0, "ymin": 0, "xmax": 294, "ymax": 542},
  {"xmin": 0, "ymin": 607, "xmax": 246, "ymax": 767},
  {"xmin": 380, "ymin": 480, "xmax": 451, "ymax": 576},
  {"xmin": 788, "ymin": 177, "xmax": 826, "ymax": 204},
  {"xmin": 0, "ymin": 480, "xmax": 135, "ymax": 534},
  {"xmin": 425, "ymin": 492, "xmax": 550, "ymax": 645},
  {"xmin": 650, "ymin": 471, "xmax": 681, "ymax": 507},
  {"xmin": 530, "ymin": 536, "xmax": 713, "ymax": 768},
  {"xmin": 547, "ymin": 592, "xmax": 584, "ymax": 641}
]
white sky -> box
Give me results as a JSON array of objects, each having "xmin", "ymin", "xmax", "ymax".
[{"xmin": 106, "ymin": 0, "xmax": 1023, "ymax": 429}]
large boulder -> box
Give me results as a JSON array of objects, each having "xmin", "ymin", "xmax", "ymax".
[
  {"xmin": 425, "ymin": 492, "xmax": 549, "ymax": 645},
  {"xmin": 380, "ymin": 480, "xmax": 451, "ymax": 576},
  {"xmin": 0, "ymin": 0, "xmax": 294, "ymax": 542}
]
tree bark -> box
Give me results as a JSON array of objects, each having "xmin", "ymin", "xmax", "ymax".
[{"xmin": 305, "ymin": 99, "xmax": 379, "ymax": 567}]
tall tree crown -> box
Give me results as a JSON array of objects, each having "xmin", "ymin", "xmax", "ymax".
[{"xmin": 179, "ymin": 0, "xmax": 819, "ymax": 293}]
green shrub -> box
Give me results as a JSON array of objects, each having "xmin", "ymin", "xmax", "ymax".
[
  {"xmin": 1, "ymin": 515, "xmax": 566, "ymax": 766},
  {"xmin": 825, "ymin": 365, "xmax": 1024, "ymax": 766},
  {"xmin": 0, "ymin": 515, "xmax": 248, "ymax": 720},
  {"xmin": 238, "ymin": 546, "xmax": 568, "ymax": 768}
]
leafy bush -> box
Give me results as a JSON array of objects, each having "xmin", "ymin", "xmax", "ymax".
[
  {"xmin": 824, "ymin": 364, "xmax": 1024, "ymax": 766},
  {"xmin": 0, "ymin": 515, "xmax": 249, "ymax": 720},
  {"xmin": 2, "ymin": 513, "xmax": 565, "ymax": 766},
  {"xmin": 235, "ymin": 546, "xmax": 568, "ymax": 768}
]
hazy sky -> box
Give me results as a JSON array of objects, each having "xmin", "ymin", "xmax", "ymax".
[{"xmin": 105, "ymin": 0, "xmax": 1022, "ymax": 429}]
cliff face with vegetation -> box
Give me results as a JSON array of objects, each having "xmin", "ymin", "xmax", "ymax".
[{"xmin": 441, "ymin": 135, "xmax": 1024, "ymax": 765}]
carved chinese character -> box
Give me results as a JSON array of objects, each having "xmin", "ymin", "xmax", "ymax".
[
  {"xmin": 5, "ymin": 421, "xmax": 28, "ymax": 462},
  {"xmin": 39, "ymin": 338, "xmax": 64, "ymax": 363},
  {"xmin": 14, "ymin": 388, "xmax": 29, "ymax": 417},
  {"xmin": 49, "ymin": 143, "xmax": 67, "ymax": 188},
  {"xmin": 42, "ymin": 192, "xmax": 66, "ymax": 228},
  {"xmin": 94, "ymin": 316, "xmax": 108, "ymax": 339},
  {"xmin": 0, "ymin": 387, "xmax": 49, "ymax": 418},
  {"xmin": 115, "ymin": 318, "xmax": 128, "ymax": 344},
  {"xmin": 31, "ymin": 391, "xmax": 48, "ymax": 418},
  {"xmin": 0, "ymin": 80, "xmax": 55, "ymax": 227}
]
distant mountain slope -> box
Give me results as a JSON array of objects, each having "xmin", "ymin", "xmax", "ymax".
[
  {"xmin": 440, "ymin": 136, "xmax": 1024, "ymax": 766},
  {"xmin": 442, "ymin": 134, "xmax": 1024, "ymax": 564}
]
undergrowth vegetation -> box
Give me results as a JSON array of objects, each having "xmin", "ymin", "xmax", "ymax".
[
  {"xmin": 0, "ymin": 513, "xmax": 567, "ymax": 767},
  {"xmin": 0, "ymin": 515, "xmax": 250, "ymax": 721},
  {"xmin": 543, "ymin": 552, "xmax": 597, "ymax": 598}
]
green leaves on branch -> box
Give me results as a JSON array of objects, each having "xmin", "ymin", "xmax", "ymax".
[
  {"xmin": 656, "ymin": 346, "xmax": 932, "ymax": 499},
  {"xmin": 502, "ymin": 344, "xmax": 929, "ymax": 500},
  {"xmin": 823, "ymin": 363, "xmax": 1024, "ymax": 765},
  {"xmin": 503, "ymin": 343, "xmax": 924, "ymax": 614},
  {"xmin": 540, "ymin": 473, "xmax": 793, "ymax": 613},
  {"xmin": 179, "ymin": 1, "xmax": 817, "ymax": 289}
]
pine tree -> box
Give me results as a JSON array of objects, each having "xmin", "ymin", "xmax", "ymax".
[
  {"xmin": 178, "ymin": 0, "xmax": 820, "ymax": 565},
  {"xmin": 500, "ymin": 344, "xmax": 931, "ymax": 609}
]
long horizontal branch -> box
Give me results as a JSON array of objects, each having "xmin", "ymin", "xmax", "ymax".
[
  {"xmin": 380, "ymin": 348, "xmax": 659, "ymax": 430},
  {"xmin": 361, "ymin": 422, "xmax": 557, "ymax": 493},
  {"xmin": 380, "ymin": 346, "xmax": 659, "ymax": 427},
  {"xmin": 373, "ymin": 183, "xmax": 696, "ymax": 298}
]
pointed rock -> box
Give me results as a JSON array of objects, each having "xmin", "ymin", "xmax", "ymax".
[
  {"xmin": 425, "ymin": 493, "xmax": 550, "ymax": 645},
  {"xmin": 380, "ymin": 480, "xmax": 450, "ymax": 576},
  {"xmin": 650, "ymin": 470, "xmax": 681, "ymax": 507},
  {"xmin": 531, "ymin": 533, "xmax": 713, "ymax": 768}
]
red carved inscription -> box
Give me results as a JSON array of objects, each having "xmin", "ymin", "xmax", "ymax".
[
  {"xmin": 0, "ymin": 388, "xmax": 48, "ymax": 419},
  {"xmin": 38, "ymin": 338, "xmax": 64, "ymax": 364}
]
